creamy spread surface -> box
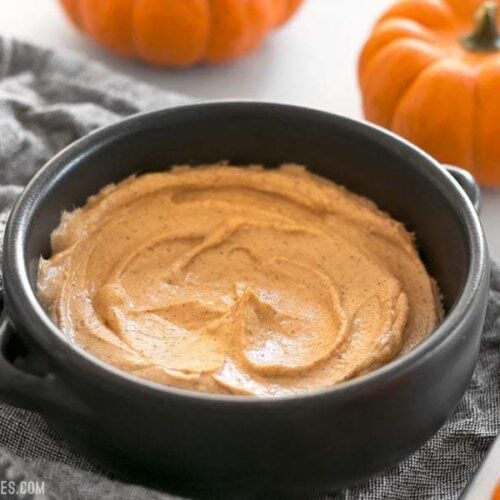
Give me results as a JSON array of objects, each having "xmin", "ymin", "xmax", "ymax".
[{"xmin": 38, "ymin": 164, "xmax": 442, "ymax": 396}]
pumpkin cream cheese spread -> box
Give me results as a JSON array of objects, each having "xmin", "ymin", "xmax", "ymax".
[{"xmin": 38, "ymin": 164, "xmax": 442, "ymax": 396}]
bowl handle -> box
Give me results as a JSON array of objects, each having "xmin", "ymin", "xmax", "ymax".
[
  {"xmin": 0, "ymin": 317, "xmax": 93, "ymax": 418},
  {"xmin": 445, "ymin": 166, "xmax": 481, "ymax": 213}
]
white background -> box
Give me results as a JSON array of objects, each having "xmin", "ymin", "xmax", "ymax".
[{"xmin": 0, "ymin": 0, "xmax": 499, "ymax": 258}]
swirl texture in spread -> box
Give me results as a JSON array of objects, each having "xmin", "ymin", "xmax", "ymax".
[{"xmin": 38, "ymin": 164, "xmax": 442, "ymax": 396}]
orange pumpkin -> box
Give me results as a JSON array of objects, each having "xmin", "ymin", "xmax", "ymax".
[
  {"xmin": 359, "ymin": 0, "xmax": 500, "ymax": 186},
  {"xmin": 59, "ymin": 0, "xmax": 304, "ymax": 67}
]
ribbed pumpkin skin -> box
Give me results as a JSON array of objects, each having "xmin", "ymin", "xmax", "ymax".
[
  {"xmin": 359, "ymin": 0, "xmax": 500, "ymax": 186},
  {"xmin": 59, "ymin": 0, "xmax": 303, "ymax": 67}
]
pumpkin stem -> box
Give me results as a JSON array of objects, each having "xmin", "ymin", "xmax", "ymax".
[{"xmin": 461, "ymin": 1, "xmax": 500, "ymax": 52}]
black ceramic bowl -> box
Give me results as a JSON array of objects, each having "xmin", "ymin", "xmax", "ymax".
[{"xmin": 0, "ymin": 103, "xmax": 490, "ymax": 499}]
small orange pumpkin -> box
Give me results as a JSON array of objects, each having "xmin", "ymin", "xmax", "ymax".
[
  {"xmin": 359, "ymin": 0, "xmax": 500, "ymax": 186},
  {"xmin": 59, "ymin": 0, "xmax": 304, "ymax": 67}
]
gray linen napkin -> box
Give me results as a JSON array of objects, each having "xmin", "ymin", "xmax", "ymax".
[{"xmin": 0, "ymin": 37, "xmax": 498, "ymax": 500}]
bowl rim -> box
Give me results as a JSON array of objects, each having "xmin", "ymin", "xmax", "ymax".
[{"xmin": 2, "ymin": 101, "xmax": 489, "ymax": 406}]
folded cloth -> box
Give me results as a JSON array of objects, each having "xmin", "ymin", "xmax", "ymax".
[{"xmin": 0, "ymin": 37, "xmax": 498, "ymax": 500}]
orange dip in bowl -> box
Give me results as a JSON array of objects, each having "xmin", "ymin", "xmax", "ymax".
[{"xmin": 38, "ymin": 164, "xmax": 442, "ymax": 396}]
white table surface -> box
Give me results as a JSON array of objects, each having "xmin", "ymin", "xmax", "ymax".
[{"xmin": 0, "ymin": 0, "xmax": 499, "ymax": 259}]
